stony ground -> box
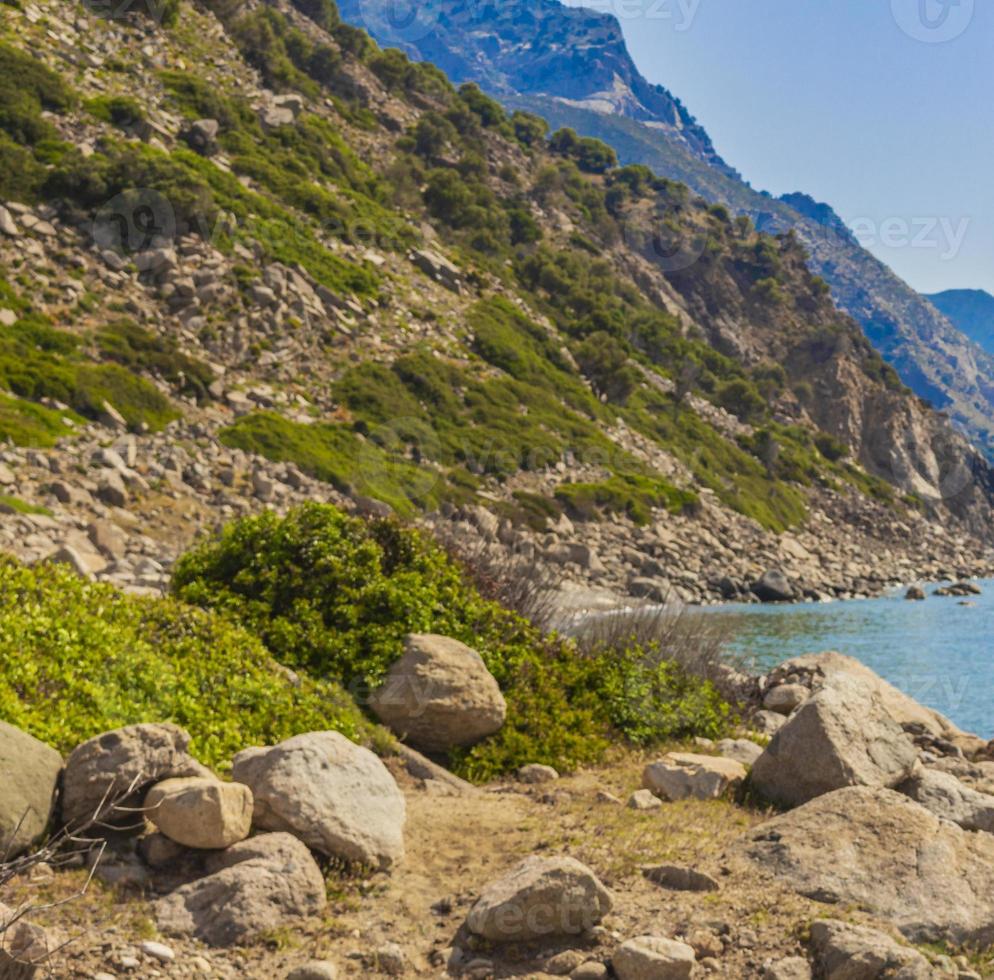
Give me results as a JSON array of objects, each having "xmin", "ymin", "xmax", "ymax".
[{"xmin": 7, "ymin": 749, "xmax": 990, "ymax": 980}]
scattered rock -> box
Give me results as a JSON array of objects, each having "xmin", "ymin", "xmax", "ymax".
[
  {"xmin": 155, "ymin": 832, "xmax": 326, "ymax": 947},
  {"xmin": 641, "ymin": 864, "xmax": 720, "ymax": 893},
  {"xmin": 517, "ymin": 763, "xmax": 560, "ymax": 784},
  {"xmin": 745, "ymin": 786, "xmax": 994, "ymax": 945},
  {"xmin": 809, "ymin": 919, "xmax": 933, "ymax": 979},
  {"xmin": 762, "ymin": 683, "xmax": 808, "ymax": 715},
  {"xmin": 145, "ymin": 776, "xmax": 253, "ymax": 849},
  {"xmin": 762, "ymin": 958, "xmax": 812, "ymax": 979},
  {"xmin": 897, "ymin": 768, "xmax": 994, "ymax": 833},
  {"xmin": 612, "ymin": 935, "xmax": 697, "ymax": 979},
  {"xmin": 374, "ymin": 941, "xmax": 406, "ymax": 976},
  {"xmin": 749, "ymin": 675, "xmax": 917, "ymax": 809},
  {"xmin": 642, "ymin": 753, "xmax": 746, "ymax": 801},
  {"xmin": 140, "ymin": 940, "xmax": 175, "ymax": 963},
  {"xmin": 628, "ymin": 789, "xmax": 663, "ymax": 811},
  {"xmin": 62, "ymin": 723, "xmax": 210, "ymax": 828},
  {"xmin": 905, "ymin": 585, "xmax": 926, "ymax": 601},
  {"xmin": 0, "ymin": 205, "xmax": 19, "ymax": 237},
  {"xmin": 0, "ymin": 899, "xmax": 51, "ymax": 974},
  {"xmin": 232, "ymin": 731, "xmax": 406, "ymax": 869},
  {"xmin": 286, "ymin": 962, "xmax": 338, "ymax": 980},
  {"xmin": 466, "ymin": 855, "xmax": 612, "ymax": 942},
  {"xmin": 0, "ymin": 721, "xmax": 62, "ymax": 856},
  {"xmin": 369, "ymin": 634, "xmax": 506, "ymax": 752},
  {"xmin": 716, "ymin": 738, "xmax": 763, "ymax": 766}
]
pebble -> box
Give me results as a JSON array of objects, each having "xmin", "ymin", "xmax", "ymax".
[{"xmin": 140, "ymin": 940, "xmax": 176, "ymax": 963}]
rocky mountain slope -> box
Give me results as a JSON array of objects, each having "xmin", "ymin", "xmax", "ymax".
[
  {"xmin": 0, "ymin": 0, "xmax": 991, "ymax": 614},
  {"xmin": 929, "ymin": 288, "xmax": 994, "ymax": 358},
  {"xmin": 346, "ymin": 0, "xmax": 994, "ymax": 457}
]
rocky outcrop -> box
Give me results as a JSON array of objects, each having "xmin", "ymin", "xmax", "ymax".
[
  {"xmin": 154, "ymin": 832, "xmax": 326, "ymax": 947},
  {"xmin": 0, "ymin": 722, "xmax": 62, "ymax": 856},
  {"xmin": 369, "ymin": 634, "xmax": 506, "ymax": 752},
  {"xmin": 745, "ymin": 786, "xmax": 994, "ymax": 946},
  {"xmin": 61, "ymin": 724, "xmax": 211, "ymax": 828},
  {"xmin": 145, "ymin": 777, "xmax": 253, "ymax": 850},
  {"xmin": 466, "ymin": 856, "xmax": 612, "ymax": 942},
  {"xmin": 750, "ymin": 675, "xmax": 917, "ymax": 809},
  {"xmin": 232, "ymin": 732, "xmax": 406, "ymax": 869}
]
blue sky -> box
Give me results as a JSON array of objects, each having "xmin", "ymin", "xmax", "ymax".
[{"xmin": 567, "ymin": 0, "xmax": 994, "ymax": 296}]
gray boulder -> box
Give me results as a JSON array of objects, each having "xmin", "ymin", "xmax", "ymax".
[
  {"xmin": 752, "ymin": 568, "xmax": 795, "ymax": 602},
  {"xmin": 369, "ymin": 634, "xmax": 506, "ymax": 752},
  {"xmin": 466, "ymin": 855, "xmax": 612, "ymax": 942},
  {"xmin": 62, "ymin": 723, "xmax": 210, "ymax": 828},
  {"xmin": 154, "ymin": 832, "xmax": 325, "ymax": 947},
  {"xmin": 897, "ymin": 768, "xmax": 994, "ymax": 833},
  {"xmin": 745, "ymin": 786, "xmax": 994, "ymax": 945},
  {"xmin": 0, "ymin": 722, "xmax": 62, "ymax": 856},
  {"xmin": 145, "ymin": 777, "xmax": 253, "ymax": 849},
  {"xmin": 612, "ymin": 935, "xmax": 696, "ymax": 979},
  {"xmin": 232, "ymin": 731, "xmax": 405, "ymax": 869},
  {"xmin": 809, "ymin": 919, "xmax": 933, "ymax": 979},
  {"xmin": 749, "ymin": 675, "xmax": 916, "ymax": 809}
]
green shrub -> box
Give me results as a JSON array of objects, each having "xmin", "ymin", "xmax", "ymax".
[
  {"xmin": 84, "ymin": 95, "xmax": 146, "ymax": 131},
  {"xmin": 0, "ymin": 557, "xmax": 373, "ymax": 766},
  {"xmin": 172, "ymin": 504, "xmax": 732, "ymax": 780}
]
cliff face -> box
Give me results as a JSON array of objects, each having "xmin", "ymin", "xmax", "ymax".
[{"xmin": 343, "ymin": 0, "xmax": 994, "ymax": 460}]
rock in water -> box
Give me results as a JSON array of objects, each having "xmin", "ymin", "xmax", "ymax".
[
  {"xmin": 744, "ymin": 786, "xmax": 994, "ymax": 945},
  {"xmin": 62, "ymin": 724, "xmax": 211, "ymax": 828},
  {"xmin": 466, "ymin": 855, "xmax": 612, "ymax": 942},
  {"xmin": 642, "ymin": 753, "xmax": 746, "ymax": 801},
  {"xmin": 369, "ymin": 633, "xmax": 506, "ymax": 752},
  {"xmin": 232, "ymin": 731, "xmax": 406, "ymax": 869},
  {"xmin": 0, "ymin": 722, "xmax": 62, "ymax": 856},
  {"xmin": 749, "ymin": 675, "xmax": 916, "ymax": 808},
  {"xmin": 145, "ymin": 777, "xmax": 253, "ymax": 849},
  {"xmin": 154, "ymin": 832, "xmax": 325, "ymax": 947},
  {"xmin": 809, "ymin": 920, "xmax": 933, "ymax": 979},
  {"xmin": 612, "ymin": 935, "xmax": 697, "ymax": 979}
]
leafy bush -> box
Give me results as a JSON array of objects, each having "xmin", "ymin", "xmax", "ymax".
[
  {"xmin": 0, "ymin": 557, "xmax": 373, "ymax": 766},
  {"xmin": 84, "ymin": 95, "xmax": 146, "ymax": 131},
  {"xmin": 173, "ymin": 504, "xmax": 732, "ymax": 780}
]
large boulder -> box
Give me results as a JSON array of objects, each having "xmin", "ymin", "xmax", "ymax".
[
  {"xmin": 154, "ymin": 832, "xmax": 325, "ymax": 947},
  {"xmin": 744, "ymin": 786, "xmax": 994, "ymax": 945},
  {"xmin": 369, "ymin": 634, "xmax": 506, "ymax": 752},
  {"xmin": 643, "ymin": 753, "xmax": 746, "ymax": 801},
  {"xmin": 612, "ymin": 936, "xmax": 696, "ymax": 979},
  {"xmin": 897, "ymin": 768, "xmax": 994, "ymax": 833},
  {"xmin": 752, "ymin": 568, "xmax": 795, "ymax": 602},
  {"xmin": 763, "ymin": 652, "xmax": 966, "ymax": 744},
  {"xmin": 145, "ymin": 777, "xmax": 253, "ymax": 849},
  {"xmin": 0, "ymin": 722, "xmax": 62, "ymax": 856},
  {"xmin": 466, "ymin": 855, "xmax": 612, "ymax": 942},
  {"xmin": 62, "ymin": 724, "xmax": 211, "ymax": 828},
  {"xmin": 809, "ymin": 920, "xmax": 933, "ymax": 979},
  {"xmin": 749, "ymin": 675, "xmax": 916, "ymax": 809},
  {"xmin": 232, "ymin": 732, "xmax": 405, "ymax": 869}
]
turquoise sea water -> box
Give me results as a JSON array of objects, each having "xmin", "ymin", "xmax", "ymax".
[{"xmin": 706, "ymin": 581, "xmax": 994, "ymax": 739}]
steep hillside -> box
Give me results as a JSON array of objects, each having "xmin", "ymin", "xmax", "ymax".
[
  {"xmin": 929, "ymin": 288, "xmax": 994, "ymax": 358},
  {"xmin": 0, "ymin": 0, "xmax": 991, "ymax": 618},
  {"xmin": 345, "ymin": 0, "xmax": 994, "ymax": 457}
]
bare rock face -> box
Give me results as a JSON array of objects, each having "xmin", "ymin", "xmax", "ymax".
[
  {"xmin": 0, "ymin": 722, "xmax": 62, "ymax": 857},
  {"xmin": 154, "ymin": 832, "xmax": 325, "ymax": 947},
  {"xmin": 612, "ymin": 935, "xmax": 697, "ymax": 979},
  {"xmin": 809, "ymin": 920, "xmax": 934, "ymax": 979},
  {"xmin": 145, "ymin": 777, "xmax": 253, "ymax": 850},
  {"xmin": 62, "ymin": 724, "xmax": 211, "ymax": 828},
  {"xmin": 232, "ymin": 732, "xmax": 406, "ymax": 869},
  {"xmin": 642, "ymin": 753, "xmax": 746, "ymax": 801},
  {"xmin": 744, "ymin": 786, "xmax": 994, "ymax": 946},
  {"xmin": 369, "ymin": 634, "xmax": 506, "ymax": 752},
  {"xmin": 466, "ymin": 855, "xmax": 612, "ymax": 942},
  {"xmin": 749, "ymin": 675, "xmax": 917, "ymax": 809}
]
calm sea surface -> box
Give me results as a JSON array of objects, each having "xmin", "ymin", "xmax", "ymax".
[{"xmin": 704, "ymin": 581, "xmax": 994, "ymax": 739}]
